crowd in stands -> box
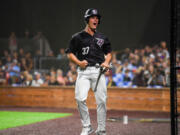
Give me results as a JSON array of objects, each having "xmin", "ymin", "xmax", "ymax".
[
  {"xmin": 0, "ymin": 48, "xmax": 77, "ymax": 87},
  {"xmin": 0, "ymin": 31, "xmax": 176, "ymax": 88},
  {"xmin": 108, "ymin": 41, "xmax": 171, "ymax": 88}
]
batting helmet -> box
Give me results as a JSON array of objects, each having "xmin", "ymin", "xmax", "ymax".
[{"xmin": 84, "ymin": 8, "xmax": 101, "ymax": 24}]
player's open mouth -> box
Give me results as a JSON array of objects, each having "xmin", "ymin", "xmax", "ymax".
[{"xmin": 93, "ymin": 23, "xmax": 97, "ymax": 26}]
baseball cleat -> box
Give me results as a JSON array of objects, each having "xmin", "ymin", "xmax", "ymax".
[
  {"xmin": 95, "ymin": 130, "xmax": 106, "ymax": 135},
  {"xmin": 80, "ymin": 125, "xmax": 94, "ymax": 135}
]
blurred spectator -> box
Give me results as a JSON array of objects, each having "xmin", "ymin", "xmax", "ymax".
[
  {"xmin": 163, "ymin": 62, "xmax": 170, "ymax": 87},
  {"xmin": 65, "ymin": 61, "xmax": 77, "ymax": 85},
  {"xmin": 154, "ymin": 69, "xmax": 166, "ymax": 87},
  {"xmin": 5, "ymin": 55, "xmax": 12, "ymax": 70},
  {"xmin": 132, "ymin": 67, "xmax": 145, "ymax": 87},
  {"xmin": 69, "ymin": 62, "xmax": 77, "ymax": 74},
  {"xmin": 121, "ymin": 60, "xmax": 134, "ymax": 74},
  {"xmin": 48, "ymin": 75, "xmax": 59, "ymax": 86},
  {"xmin": 107, "ymin": 75, "xmax": 116, "ymax": 87},
  {"xmin": 47, "ymin": 50, "xmax": 55, "ymax": 57},
  {"xmin": 144, "ymin": 45, "xmax": 152, "ymax": 57},
  {"xmin": 23, "ymin": 72, "xmax": 33, "ymax": 86},
  {"xmin": 111, "ymin": 52, "xmax": 121, "ymax": 75},
  {"xmin": 122, "ymin": 69, "xmax": 132, "ymax": 87},
  {"xmin": 33, "ymin": 31, "xmax": 52, "ymax": 56},
  {"xmin": 7, "ymin": 59, "xmax": 21, "ymax": 86},
  {"xmin": 25, "ymin": 74, "xmax": 33, "ymax": 86},
  {"xmin": 56, "ymin": 69, "xmax": 66, "ymax": 85},
  {"xmin": 8, "ymin": 32, "xmax": 18, "ymax": 55},
  {"xmin": 31, "ymin": 72, "xmax": 44, "ymax": 86},
  {"xmin": 0, "ymin": 60, "xmax": 6, "ymax": 85},
  {"xmin": 42, "ymin": 73, "xmax": 51, "ymax": 86},
  {"xmin": 1, "ymin": 50, "xmax": 10, "ymax": 65},
  {"xmin": 120, "ymin": 48, "xmax": 130, "ymax": 63},
  {"xmin": 144, "ymin": 65, "xmax": 156, "ymax": 87},
  {"xmin": 113, "ymin": 66, "xmax": 123, "ymax": 87},
  {"xmin": 24, "ymin": 52, "xmax": 33, "ymax": 72},
  {"xmin": 50, "ymin": 68, "xmax": 56, "ymax": 76},
  {"xmin": 12, "ymin": 51, "xmax": 18, "ymax": 61},
  {"xmin": 20, "ymin": 58, "xmax": 29, "ymax": 72},
  {"xmin": 105, "ymin": 70, "xmax": 116, "ymax": 87},
  {"xmin": 139, "ymin": 48, "xmax": 145, "ymax": 58},
  {"xmin": 160, "ymin": 41, "xmax": 169, "ymax": 59},
  {"xmin": 71, "ymin": 73, "xmax": 77, "ymax": 85},
  {"xmin": 18, "ymin": 48, "xmax": 25, "ymax": 60},
  {"xmin": 65, "ymin": 70, "xmax": 77, "ymax": 85},
  {"xmin": 57, "ymin": 48, "xmax": 67, "ymax": 59}
]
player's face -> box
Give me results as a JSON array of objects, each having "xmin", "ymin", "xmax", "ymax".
[{"xmin": 88, "ymin": 16, "xmax": 99, "ymax": 30}]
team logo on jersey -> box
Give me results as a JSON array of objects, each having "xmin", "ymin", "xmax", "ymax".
[{"xmin": 95, "ymin": 38, "xmax": 104, "ymax": 47}]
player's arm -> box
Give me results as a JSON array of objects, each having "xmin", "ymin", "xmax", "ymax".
[
  {"xmin": 101, "ymin": 52, "xmax": 112, "ymax": 68},
  {"xmin": 67, "ymin": 53, "xmax": 88, "ymax": 68},
  {"xmin": 67, "ymin": 35, "xmax": 88, "ymax": 68},
  {"xmin": 101, "ymin": 36, "xmax": 112, "ymax": 68}
]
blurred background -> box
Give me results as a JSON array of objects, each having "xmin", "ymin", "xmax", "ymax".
[{"xmin": 0, "ymin": 0, "xmax": 174, "ymax": 88}]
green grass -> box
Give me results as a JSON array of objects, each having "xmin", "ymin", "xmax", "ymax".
[{"xmin": 0, "ymin": 111, "xmax": 72, "ymax": 130}]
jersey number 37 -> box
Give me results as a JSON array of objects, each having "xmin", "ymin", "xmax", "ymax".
[{"xmin": 82, "ymin": 47, "xmax": 89, "ymax": 55}]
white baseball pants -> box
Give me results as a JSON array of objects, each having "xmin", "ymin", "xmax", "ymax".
[{"xmin": 75, "ymin": 66, "xmax": 107, "ymax": 131}]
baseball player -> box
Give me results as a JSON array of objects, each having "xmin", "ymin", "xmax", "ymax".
[{"xmin": 66, "ymin": 8, "xmax": 112, "ymax": 135}]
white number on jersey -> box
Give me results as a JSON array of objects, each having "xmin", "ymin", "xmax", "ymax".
[{"xmin": 82, "ymin": 47, "xmax": 89, "ymax": 55}]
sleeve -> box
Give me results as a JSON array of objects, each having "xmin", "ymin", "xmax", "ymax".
[
  {"xmin": 65, "ymin": 36, "xmax": 78, "ymax": 54},
  {"xmin": 102, "ymin": 37, "xmax": 112, "ymax": 55}
]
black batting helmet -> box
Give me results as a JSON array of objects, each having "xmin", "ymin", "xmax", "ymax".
[{"xmin": 84, "ymin": 8, "xmax": 101, "ymax": 24}]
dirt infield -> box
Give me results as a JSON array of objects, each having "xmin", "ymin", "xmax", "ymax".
[{"xmin": 0, "ymin": 107, "xmax": 171, "ymax": 135}]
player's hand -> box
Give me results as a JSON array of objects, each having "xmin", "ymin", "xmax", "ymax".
[
  {"xmin": 79, "ymin": 60, "xmax": 88, "ymax": 69},
  {"xmin": 101, "ymin": 62, "xmax": 110, "ymax": 69}
]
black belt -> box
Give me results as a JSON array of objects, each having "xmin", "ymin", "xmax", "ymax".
[
  {"xmin": 87, "ymin": 63, "xmax": 100, "ymax": 67},
  {"xmin": 78, "ymin": 63, "xmax": 100, "ymax": 71}
]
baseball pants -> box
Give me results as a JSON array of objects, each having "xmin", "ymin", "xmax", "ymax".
[{"xmin": 75, "ymin": 66, "xmax": 107, "ymax": 131}]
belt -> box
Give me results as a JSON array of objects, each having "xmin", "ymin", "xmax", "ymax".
[
  {"xmin": 87, "ymin": 63, "xmax": 100, "ymax": 67},
  {"xmin": 78, "ymin": 63, "xmax": 101, "ymax": 71}
]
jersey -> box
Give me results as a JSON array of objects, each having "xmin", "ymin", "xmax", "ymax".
[{"xmin": 66, "ymin": 30, "xmax": 112, "ymax": 65}]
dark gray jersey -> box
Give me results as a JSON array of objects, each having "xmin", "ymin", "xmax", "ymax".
[{"xmin": 66, "ymin": 30, "xmax": 112, "ymax": 65}]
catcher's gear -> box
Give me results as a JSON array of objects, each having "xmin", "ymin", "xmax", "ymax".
[{"xmin": 84, "ymin": 8, "xmax": 101, "ymax": 24}]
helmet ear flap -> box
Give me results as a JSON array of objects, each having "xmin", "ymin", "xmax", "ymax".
[{"xmin": 85, "ymin": 17, "xmax": 89, "ymax": 24}]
